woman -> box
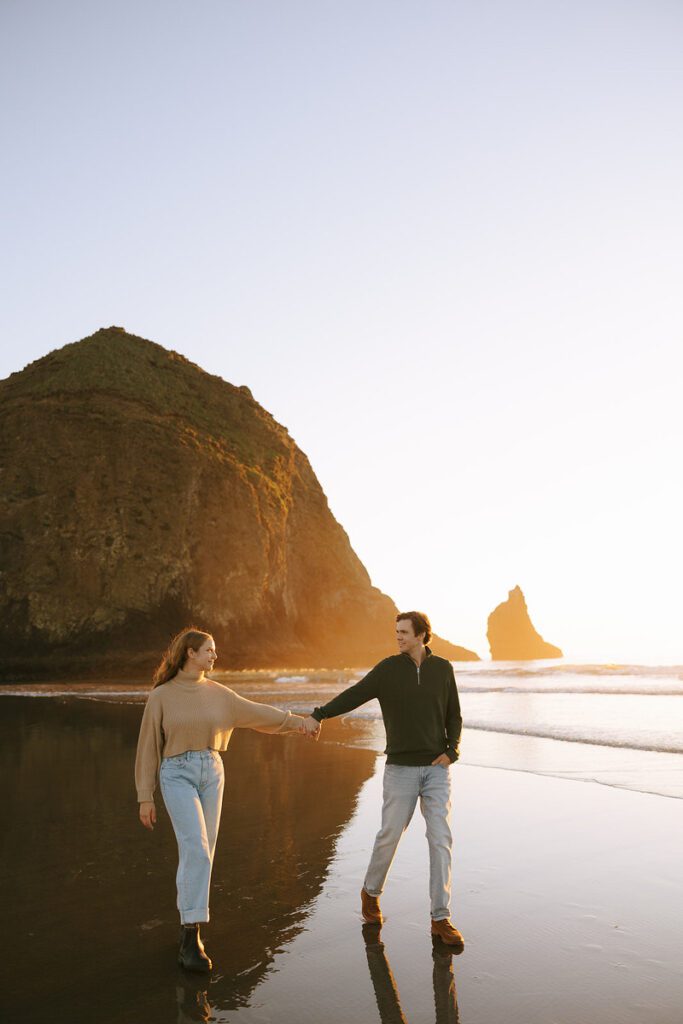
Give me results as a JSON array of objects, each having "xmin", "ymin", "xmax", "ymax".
[{"xmin": 135, "ymin": 627, "xmax": 310, "ymax": 973}]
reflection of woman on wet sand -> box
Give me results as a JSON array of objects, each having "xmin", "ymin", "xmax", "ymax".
[{"xmin": 135, "ymin": 627, "xmax": 310, "ymax": 973}]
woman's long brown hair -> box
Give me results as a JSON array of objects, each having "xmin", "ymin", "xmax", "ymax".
[{"xmin": 152, "ymin": 627, "xmax": 212, "ymax": 687}]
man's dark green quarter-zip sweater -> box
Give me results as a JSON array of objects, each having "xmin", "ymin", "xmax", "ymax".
[{"xmin": 311, "ymin": 647, "xmax": 462, "ymax": 766}]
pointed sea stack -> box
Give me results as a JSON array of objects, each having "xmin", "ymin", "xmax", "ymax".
[
  {"xmin": 0, "ymin": 327, "xmax": 478, "ymax": 678},
  {"xmin": 487, "ymin": 586, "xmax": 562, "ymax": 660}
]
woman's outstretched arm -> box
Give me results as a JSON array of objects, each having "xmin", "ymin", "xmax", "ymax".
[{"xmin": 228, "ymin": 689, "xmax": 307, "ymax": 735}]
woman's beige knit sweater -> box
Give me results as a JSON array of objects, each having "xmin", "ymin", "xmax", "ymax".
[{"xmin": 135, "ymin": 669, "xmax": 300, "ymax": 802}]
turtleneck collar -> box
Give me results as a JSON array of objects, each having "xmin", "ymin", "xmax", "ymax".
[{"xmin": 170, "ymin": 667, "xmax": 207, "ymax": 690}]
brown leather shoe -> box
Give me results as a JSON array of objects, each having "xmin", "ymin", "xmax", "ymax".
[
  {"xmin": 361, "ymin": 887, "xmax": 383, "ymax": 925},
  {"xmin": 431, "ymin": 918, "xmax": 464, "ymax": 948}
]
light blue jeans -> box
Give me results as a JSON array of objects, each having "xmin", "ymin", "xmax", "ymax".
[
  {"xmin": 159, "ymin": 749, "xmax": 225, "ymax": 924},
  {"xmin": 364, "ymin": 763, "xmax": 453, "ymax": 920}
]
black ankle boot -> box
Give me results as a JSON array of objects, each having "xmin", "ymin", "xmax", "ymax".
[{"xmin": 178, "ymin": 923, "xmax": 212, "ymax": 972}]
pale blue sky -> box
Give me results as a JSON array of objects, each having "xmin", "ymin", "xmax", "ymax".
[{"xmin": 2, "ymin": 1, "xmax": 682, "ymax": 660}]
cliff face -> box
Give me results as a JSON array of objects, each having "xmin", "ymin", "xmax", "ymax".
[
  {"xmin": 0, "ymin": 327, "xmax": 477, "ymax": 677},
  {"xmin": 487, "ymin": 586, "xmax": 563, "ymax": 660}
]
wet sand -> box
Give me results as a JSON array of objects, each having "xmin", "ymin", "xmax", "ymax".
[{"xmin": 1, "ymin": 696, "xmax": 682, "ymax": 1023}]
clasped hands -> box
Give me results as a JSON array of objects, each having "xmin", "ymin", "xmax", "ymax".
[{"xmin": 298, "ymin": 715, "xmax": 322, "ymax": 741}]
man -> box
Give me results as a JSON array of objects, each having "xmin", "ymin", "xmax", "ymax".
[{"xmin": 303, "ymin": 611, "xmax": 464, "ymax": 947}]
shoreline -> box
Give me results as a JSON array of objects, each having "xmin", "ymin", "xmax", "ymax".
[{"xmin": 2, "ymin": 682, "xmax": 682, "ymax": 801}]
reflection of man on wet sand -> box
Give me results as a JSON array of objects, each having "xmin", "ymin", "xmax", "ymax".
[
  {"xmin": 303, "ymin": 611, "xmax": 464, "ymax": 947},
  {"xmin": 363, "ymin": 925, "xmax": 460, "ymax": 1024}
]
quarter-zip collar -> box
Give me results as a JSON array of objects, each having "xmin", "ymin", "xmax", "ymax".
[
  {"xmin": 401, "ymin": 645, "xmax": 432, "ymax": 685},
  {"xmin": 401, "ymin": 644, "xmax": 433, "ymax": 667}
]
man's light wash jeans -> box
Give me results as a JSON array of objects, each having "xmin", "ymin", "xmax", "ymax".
[
  {"xmin": 159, "ymin": 749, "xmax": 224, "ymax": 924},
  {"xmin": 364, "ymin": 763, "xmax": 453, "ymax": 920}
]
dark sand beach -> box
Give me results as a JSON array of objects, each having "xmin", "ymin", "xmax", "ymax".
[{"xmin": 1, "ymin": 693, "xmax": 682, "ymax": 1023}]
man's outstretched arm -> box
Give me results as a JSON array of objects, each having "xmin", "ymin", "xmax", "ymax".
[{"xmin": 303, "ymin": 661, "xmax": 386, "ymax": 737}]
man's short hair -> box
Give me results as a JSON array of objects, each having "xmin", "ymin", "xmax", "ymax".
[{"xmin": 396, "ymin": 611, "xmax": 432, "ymax": 645}]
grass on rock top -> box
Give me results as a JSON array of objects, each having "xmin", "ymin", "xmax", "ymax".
[{"xmin": 1, "ymin": 327, "xmax": 298, "ymax": 504}]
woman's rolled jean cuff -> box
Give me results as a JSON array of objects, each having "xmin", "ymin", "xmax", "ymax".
[{"xmin": 180, "ymin": 906, "xmax": 209, "ymax": 925}]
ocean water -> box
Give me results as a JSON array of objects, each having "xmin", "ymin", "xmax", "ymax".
[{"xmin": 2, "ymin": 659, "xmax": 682, "ymax": 799}]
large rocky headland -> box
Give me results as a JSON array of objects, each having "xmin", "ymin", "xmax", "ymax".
[
  {"xmin": 0, "ymin": 327, "xmax": 478, "ymax": 679},
  {"xmin": 487, "ymin": 585, "xmax": 563, "ymax": 660}
]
